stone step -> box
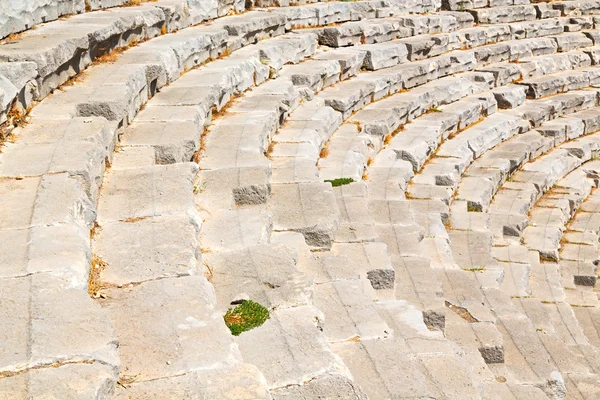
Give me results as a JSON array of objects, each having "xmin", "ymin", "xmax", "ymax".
[
  {"xmin": 268, "ymin": 0, "xmax": 389, "ymax": 31},
  {"xmin": 114, "ymin": 363, "xmax": 271, "ymax": 399},
  {"xmin": 470, "ymin": 5, "xmax": 538, "ymax": 24},
  {"xmin": 93, "ymin": 215, "xmax": 201, "ymax": 287},
  {"xmin": 235, "ymin": 305, "xmax": 353, "ymax": 389},
  {"xmin": 313, "ymin": 279, "xmax": 391, "ymax": 342},
  {"xmin": 450, "ymin": 92, "xmax": 600, "ymax": 213},
  {"xmin": 269, "ymin": 374, "xmax": 367, "ymax": 399},
  {"xmin": 271, "ymin": 182, "xmax": 340, "ymax": 249},
  {"xmin": 96, "ymin": 162, "xmax": 199, "ymax": 223},
  {"xmin": 99, "ymin": 276, "xmax": 240, "ymax": 383},
  {"xmin": 0, "ymin": 273, "xmax": 119, "ymax": 387},
  {"xmin": 203, "ymin": 244, "xmax": 312, "ymax": 311}
]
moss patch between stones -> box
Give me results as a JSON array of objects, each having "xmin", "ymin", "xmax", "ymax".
[
  {"xmin": 224, "ymin": 300, "xmax": 270, "ymax": 336},
  {"xmin": 325, "ymin": 177, "xmax": 355, "ymax": 187}
]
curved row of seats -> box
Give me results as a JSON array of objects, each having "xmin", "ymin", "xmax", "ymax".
[{"xmin": 5, "ymin": 0, "xmax": 600, "ymax": 398}]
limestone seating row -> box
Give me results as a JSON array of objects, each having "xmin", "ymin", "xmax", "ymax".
[
  {"xmin": 352, "ymin": 59, "xmax": 600, "ymax": 362},
  {"xmin": 0, "ymin": 0, "xmax": 403, "ymax": 134},
  {"xmin": 411, "ymin": 70, "xmax": 600, "ymax": 195},
  {"xmin": 92, "ymin": 32, "xmax": 321, "ymax": 396},
  {"xmin": 316, "ymin": 4, "xmax": 600, "ymax": 50},
  {"xmin": 0, "ymin": 0, "xmax": 588, "ymax": 133},
  {"xmin": 0, "ymin": 18, "xmax": 316, "ymax": 397},
  {"xmin": 456, "ymin": 90, "xmax": 600, "ymax": 214},
  {"xmin": 487, "ymin": 164, "xmax": 600, "ymax": 396},
  {"xmin": 487, "ymin": 123, "xmax": 600, "ymax": 243},
  {"xmin": 443, "ymin": 0, "xmax": 600, "ymax": 16},
  {"xmin": 395, "ymin": 114, "xmax": 600, "ymax": 396},
  {"xmin": 257, "ymin": 0, "xmax": 440, "ymax": 14},
  {"xmin": 187, "ymin": 37, "xmax": 491, "ymax": 397},
  {"xmin": 179, "ymin": 18, "xmax": 476, "ymax": 395},
  {"xmin": 438, "ymin": 112, "xmax": 600, "ymax": 382},
  {"xmin": 87, "ymin": 20, "xmax": 380, "ymax": 394},
  {"xmin": 560, "ymin": 186, "xmax": 600, "ymax": 286},
  {"xmin": 358, "ymin": 110, "xmax": 560, "ymax": 396},
  {"xmin": 0, "ymin": 2, "xmax": 241, "ymax": 131},
  {"xmin": 266, "ymin": 35, "xmax": 600, "ymax": 250},
  {"xmin": 525, "ymin": 163, "xmax": 599, "ymax": 281},
  {"xmin": 0, "ymin": 13, "xmax": 297, "ymax": 204},
  {"xmin": 264, "ymin": 10, "xmax": 600, "ymax": 398},
  {"xmin": 263, "ymin": 28, "xmax": 516, "ymax": 394},
  {"xmin": 306, "ymin": 42, "xmax": 600, "ymax": 187},
  {"xmin": 187, "ymin": 49, "xmax": 365, "ymax": 396}
]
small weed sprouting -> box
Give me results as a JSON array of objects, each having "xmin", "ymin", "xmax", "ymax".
[
  {"xmin": 467, "ymin": 202, "xmax": 481, "ymax": 212},
  {"xmin": 325, "ymin": 177, "xmax": 355, "ymax": 187},
  {"xmin": 465, "ymin": 266, "xmax": 485, "ymax": 272},
  {"xmin": 224, "ymin": 300, "xmax": 270, "ymax": 336}
]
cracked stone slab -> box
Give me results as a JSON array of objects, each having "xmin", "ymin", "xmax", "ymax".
[
  {"xmin": 197, "ymin": 166, "xmax": 271, "ymax": 209},
  {"xmin": 271, "ymin": 182, "xmax": 340, "ymax": 249},
  {"xmin": 115, "ymin": 363, "xmax": 271, "ymax": 400},
  {"xmin": 313, "ymin": 279, "xmax": 391, "ymax": 342},
  {"xmin": 96, "ymin": 163, "xmax": 198, "ymax": 224},
  {"xmin": 0, "ymin": 362, "xmax": 117, "ymax": 400},
  {"xmin": 0, "ymin": 173, "xmax": 95, "ymax": 232},
  {"xmin": 120, "ymin": 121, "xmax": 200, "ymax": 164},
  {"xmin": 204, "ymin": 244, "xmax": 312, "ymax": 311},
  {"xmin": 93, "ymin": 215, "xmax": 201, "ymax": 287},
  {"xmin": 0, "ymin": 117, "xmax": 115, "ymax": 202},
  {"xmin": 200, "ymin": 208, "xmax": 272, "ymax": 252},
  {"xmin": 270, "ymin": 374, "xmax": 366, "ymax": 400},
  {"xmin": 331, "ymin": 339, "xmax": 437, "ymax": 399},
  {"xmin": 330, "ymin": 242, "xmax": 395, "ymax": 295},
  {"xmin": 0, "ymin": 274, "xmax": 118, "ymax": 377},
  {"xmin": 0, "ymin": 224, "xmax": 90, "ymax": 287},
  {"xmin": 100, "ymin": 276, "xmax": 240, "ymax": 382},
  {"xmin": 236, "ymin": 305, "xmax": 352, "ymax": 389}
]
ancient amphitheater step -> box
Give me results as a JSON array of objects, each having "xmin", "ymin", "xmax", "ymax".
[{"xmin": 6, "ymin": 0, "xmax": 600, "ymax": 398}]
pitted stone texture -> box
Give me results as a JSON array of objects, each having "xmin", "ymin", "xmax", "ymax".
[
  {"xmin": 0, "ymin": 117, "xmax": 115, "ymax": 201},
  {"xmin": 330, "ymin": 242, "xmax": 395, "ymax": 295},
  {"xmin": 0, "ymin": 173, "xmax": 95, "ymax": 232},
  {"xmin": 0, "ymin": 0, "xmax": 84, "ymax": 39},
  {"xmin": 201, "ymin": 208, "xmax": 272, "ymax": 252},
  {"xmin": 197, "ymin": 166, "xmax": 271, "ymax": 209},
  {"xmin": 120, "ymin": 121, "xmax": 199, "ymax": 165}
]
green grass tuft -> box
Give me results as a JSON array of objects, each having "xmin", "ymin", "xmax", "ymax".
[
  {"xmin": 325, "ymin": 177, "xmax": 355, "ymax": 187},
  {"xmin": 224, "ymin": 300, "xmax": 270, "ymax": 336}
]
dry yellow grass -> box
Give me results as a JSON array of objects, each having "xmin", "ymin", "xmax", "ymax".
[
  {"xmin": 88, "ymin": 255, "xmax": 107, "ymax": 298},
  {"xmin": 265, "ymin": 142, "xmax": 275, "ymax": 159}
]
